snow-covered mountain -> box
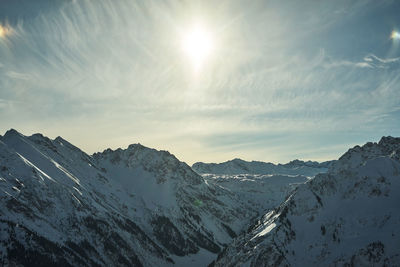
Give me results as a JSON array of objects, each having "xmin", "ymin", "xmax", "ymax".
[
  {"xmin": 212, "ymin": 136, "xmax": 400, "ymax": 266},
  {"xmin": 202, "ymin": 174, "xmax": 308, "ymax": 216},
  {"xmin": 2, "ymin": 129, "xmax": 398, "ymax": 266},
  {"xmin": 192, "ymin": 158, "xmax": 334, "ymax": 177},
  {"xmin": 0, "ymin": 129, "xmax": 257, "ymax": 266}
]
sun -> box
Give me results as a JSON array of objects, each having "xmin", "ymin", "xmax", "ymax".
[{"xmin": 181, "ymin": 25, "xmax": 214, "ymax": 71}]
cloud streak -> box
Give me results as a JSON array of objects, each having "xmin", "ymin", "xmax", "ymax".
[{"xmin": 0, "ymin": 0, "xmax": 399, "ymax": 164}]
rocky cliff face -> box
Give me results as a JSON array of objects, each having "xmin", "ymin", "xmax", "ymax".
[{"xmin": 212, "ymin": 136, "xmax": 400, "ymax": 266}]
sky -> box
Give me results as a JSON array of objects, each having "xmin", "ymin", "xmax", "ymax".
[{"xmin": 0, "ymin": 0, "xmax": 400, "ymax": 165}]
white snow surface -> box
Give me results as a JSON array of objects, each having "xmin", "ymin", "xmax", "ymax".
[
  {"xmin": 0, "ymin": 129, "xmax": 310, "ymax": 266},
  {"xmin": 0, "ymin": 130, "xmax": 234, "ymax": 266},
  {"xmin": 3, "ymin": 129, "xmax": 396, "ymax": 266},
  {"xmin": 213, "ymin": 136, "xmax": 400, "ymax": 267},
  {"xmin": 202, "ymin": 174, "xmax": 308, "ymax": 215}
]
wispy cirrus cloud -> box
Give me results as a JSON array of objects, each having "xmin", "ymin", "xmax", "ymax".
[{"xmin": 0, "ymin": 0, "xmax": 399, "ymax": 164}]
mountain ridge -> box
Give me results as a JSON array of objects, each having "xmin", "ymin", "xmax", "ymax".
[
  {"xmin": 1, "ymin": 129, "xmax": 399, "ymax": 266},
  {"xmin": 192, "ymin": 158, "xmax": 334, "ymax": 176},
  {"xmin": 0, "ymin": 129, "xmax": 254, "ymax": 266},
  {"xmin": 212, "ymin": 136, "xmax": 400, "ymax": 266}
]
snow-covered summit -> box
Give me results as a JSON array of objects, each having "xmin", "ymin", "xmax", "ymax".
[
  {"xmin": 212, "ymin": 136, "xmax": 400, "ymax": 266},
  {"xmin": 330, "ymin": 136, "xmax": 400, "ymax": 174},
  {"xmin": 93, "ymin": 143, "xmax": 202, "ymax": 185}
]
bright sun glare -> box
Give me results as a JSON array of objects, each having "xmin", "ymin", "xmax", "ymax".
[
  {"xmin": 181, "ymin": 25, "xmax": 214, "ymax": 71},
  {"xmin": 390, "ymin": 30, "xmax": 400, "ymax": 40}
]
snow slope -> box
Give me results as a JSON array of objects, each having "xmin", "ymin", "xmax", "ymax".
[
  {"xmin": 212, "ymin": 136, "xmax": 400, "ymax": 266},
  {"xmin": 192, "ymin": 158, "xmax": 333, "ymax": 177},
  {"xmin": 0, "ymin": 129, "xmax": 255, "ymax": 266},
  {"xmin": 202, "ymin": 174, "xmax": 308, "ymax": 215}
]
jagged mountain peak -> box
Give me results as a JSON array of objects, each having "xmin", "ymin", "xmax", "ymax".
[
  {"xmin": 2, "ymin": 129, "xmax": 92, "ymax": 164},
  {"xmin": 283, "ymin": 159, "xmax": 311, "ymax": 167},
  {"xmin": 0, "ymin": 129, "xmax": 202, "ymax": 186},
  {"xmin": 93, "ymin": 143, "xmax": 203, "ymax": 186},
  {"xmin": 29, "ymin": 133, "xmax": 58, "ymax": 147},
  {"xmin": 228, "ymin": 158, "xmax": 246, "ymax": 163},
  {"xmin": 2, "ymin": 129, "xmax": 25, "ymax": 144},
  {"xmin": 3, "ymin": 129, "xmax": 60, "ymax": 151},
  {"xmin": 127, "ymin": 142, "xmax": 147, "ymax": 150},
  {"xmin": 3, "ymin": 128, "xmax": 21, "ymax": 137},
  {"xmin": 378, "ymin": 135, "xmax": 400, "ymax": 149},
  {"xmin": 3, "ymin": 129, "xmax": 51, "ymax": 143},
  {"xmin": 286, "ymin": 158, "xmax": 304, "ymax": 164},
  {"xmin": 95, "ymin": 143, "xmax": 173, "ymax": 161},
  {"xmin": 330, "ymin": 136, "xmax": 400, "ymax": 174}
]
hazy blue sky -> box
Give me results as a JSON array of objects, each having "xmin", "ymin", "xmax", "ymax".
[{"xmin": 1, "ymin": 0, "xmax": 400, "ymax": 164}]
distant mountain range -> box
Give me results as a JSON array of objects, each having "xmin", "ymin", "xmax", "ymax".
[
  {"xmin": 192, "ymin": 158, "xmax": 335, "ymax": 176},
  {"xmin": 1, "ymin": 129, "xmax": 399, "ymax": 266}
]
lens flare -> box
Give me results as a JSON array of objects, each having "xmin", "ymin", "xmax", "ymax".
[
  {"xmin": 0, "ymin": 26, "xmax": 4, "ymax": 37},
  {"xmin": 390, "ymin": 30, "xmax": 400, "ymax": 40},
  {"xmin": 0, "ymin": 24, "xmax": 11, "ymax": 38}
]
